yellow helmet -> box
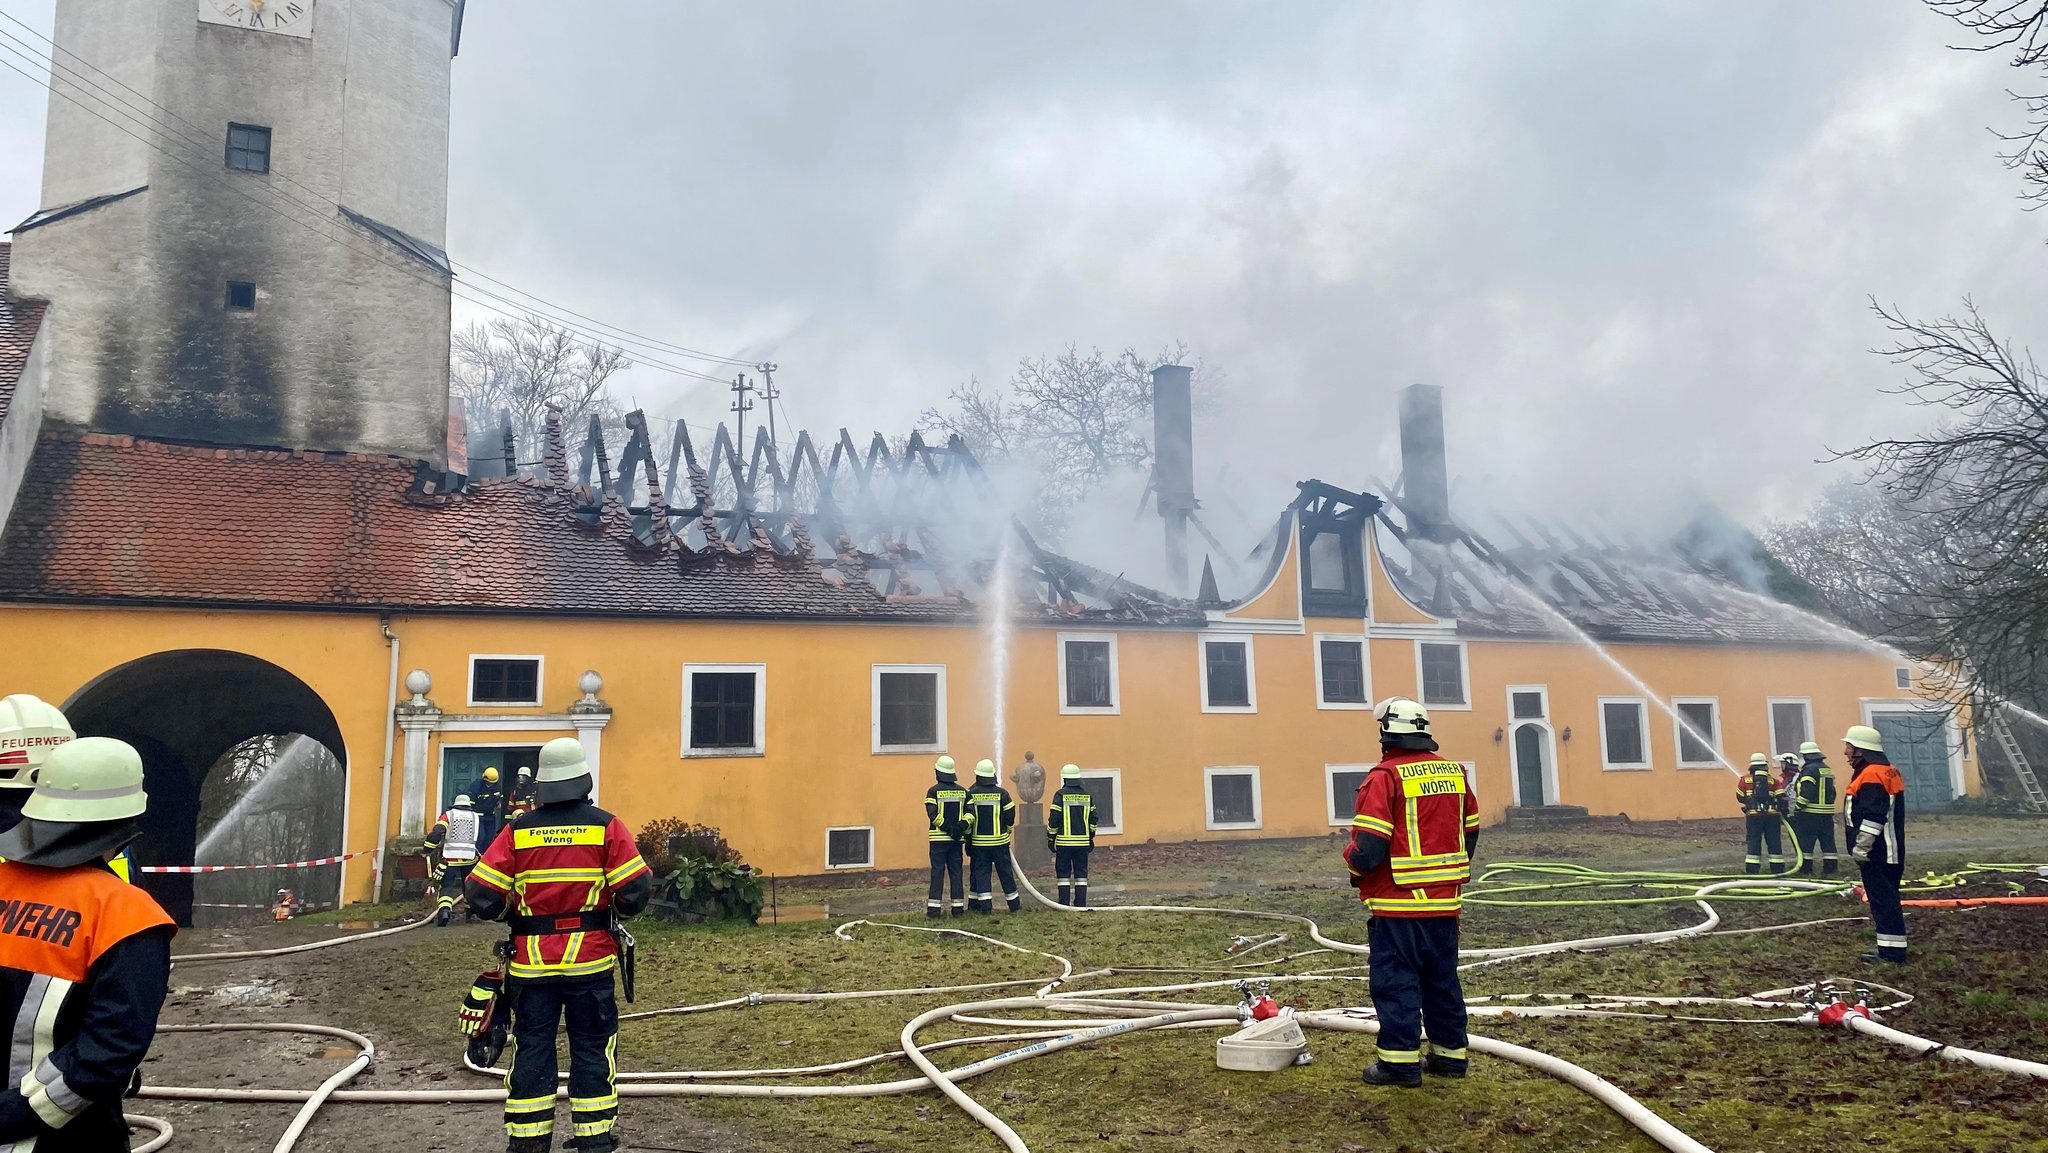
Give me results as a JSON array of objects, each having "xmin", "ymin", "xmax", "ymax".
[
  {"xmin": 482, "ymin": 766, "xmax": 500, "ymax": 783},
  {"xmin": 934, "ymin": 755, "xmax": 957, "ymax": 778},
  {"xmin": 1844, "ymin": 725, "xmax": 1884, "ymax": 753},
  {"xmin": 0, "ymin": 694, "xmax": 75, "ymax": 789},
  {"xmin": 974, "ymin": 759, "xmax": 997, "ymax": 778},
  {"xmin": 1799, "ymin": 741, "xmax": 1822, "ymax": 757}
]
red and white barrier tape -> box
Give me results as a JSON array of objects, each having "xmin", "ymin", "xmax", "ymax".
[
  {"xmin": 192, "ymin": 901, "xmax": 340, "ymax": 910},
  {"xmin": 140, "ymin": 851, "xmax": 367, "ymax": 874}
]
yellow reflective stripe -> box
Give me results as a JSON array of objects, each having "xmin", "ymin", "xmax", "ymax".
[
  {"xmin": 508, "ymin": 955, "xmax": 618, "ymax": 978},
  {"xmin": 1375, "ymin": 1047, "xmax": 1422, "ymax": 1063},
  {"xmin": 605, "ymin": 856, "xmax": 650, "ymax": 886},
  {"xmin": 1390, "ymin": 868, "xmax": 1470, "ymax": 885},
  {"xmin": 505, "ymin": 1095, "xmax": 555, "ymax": 1111},
  {"xmin": 1404, "ymin": 797, "xmax": 1423, "ymax": 859},
  {"xmin": 1396, "ymin": 850, "xmax": 1467, "ymax": 867},
  {"xmin": 470, "ymin": 861, "xmax": 514, "ymax": 890},
  {"xmin": 507, "ymin": 1121, "xmax": 554, "ymax": 1137},
  {"xmin": 1351, "ymin": 814, "xmax": 1394, "ymax": 835},
  {"xmin": 1429, "ymin": 1046, "xmax": 1468, "ymax": 1059},
  {"xmin": 513, "ymin": 825, "xmax": 606, "ymax": 849},
  {"xmin": 517, "ymin": 867, "xmax": 606, "ymax": 884},
  {"xmin": 571, "ymin": 1095, "xmax": 619, "ymax": 1111},
  {"xmin": 1365, "ymin": 894, "xmax": 1463, "ymax": 913},
  {"xmin": 574, "ymin": 1119, "xmax": 619, "ymax": 1137},
  {"xmin": 1463, "ymin": 814, "xmax": 1482, "ymax": 829}
]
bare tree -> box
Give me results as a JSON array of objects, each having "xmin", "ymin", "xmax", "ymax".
[
  {"xmin": 1927, "ymin": 1, "xmax": 2048, "ymax": 208},
  {"xmin": 451, "ymin": 315, "xmax": 631, "ymax": 467}
]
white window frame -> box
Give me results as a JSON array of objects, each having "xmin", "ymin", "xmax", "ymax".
[
  {"xmin": 1071, "ymin": 769, "xmax": 1124, "ymax": 835},
  {"xmin": 1766, "ymin": 697, "xmax": 1814, "ymax": 758},
  {"xmin": 1057, "ymin": 632, "xmax": 1121, "ymax": 715},
  {"xmin": 1671, "ymin": 695, "xmax": 1723, "ymax": 770},
  {"xmin": 466, "ymin": 654, "xmax": 545, "ymax": 708},
  {"xmin": 1413, "ymin": 640, "xmax": 1471, "ymax": 711},
  {"xmin": 823, "ymin": 825, "xmax": 875, "ymax": 870},
  {"xmin": 1505, "ymin": 684, "xmax": 1550, "ymax": 722},
  {"xmin": 1314, "ymin": 633, "xmax": 1372, "ymax": 710},
  {"xmin": 1894, "ymin": 666, "xmax": 1913, "ymax": 690},
  {"xmin": 1198, "ymin": 634, "xmax": 1258, "ymax": 714},
  {"xmin": 1325, "ymin": 764, "xmax": 1375, "ymax": 826},
  {"xmin": 871, "ymin": 663, "xmax": 948, "ymax": 754},
  {"xmin": 1599, "ymin": 696, "xmax": 1652, "ymax": 771},
  {"xmin": 1202, "ymin": 765, "xmax": 1263, "ymax": 830},
  {"xmin": 1861, "ymin": 699, "xmax": 1967, "ymax": 799},
  {"xmin": 680, "ymin": 663, "xmax": 767, "ymax": 757}
]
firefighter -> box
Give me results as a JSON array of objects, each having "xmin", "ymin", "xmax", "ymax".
[
  {"xmin": 0, "ymin": 694, "xmax": 74, "ymax": 833},
  {"xmin": 471, "ymin": 765, "xmax": 507, "ymax": 848},
  {"xmin": 1843, "ymin": 725, "xmax": 1908, "ymax": 964},
  {"xmin": 1345, "ymin": 698, "xmax": 1478, "ymax": 1088},
  {"xmin": 1046, "ymin": 764, "xmax": 1096, "ymax": 907},
  {"xmin": 466, "ymin": 738, "xmax": 653, "ymax": 1152},
  {"xmin": 1789, "ymin": 741, "xmax": 1840, "ymax": 876},
  {"xmin": 505, "ymin": 766, "xmax": 538, "ymax": 824},
  {"xmin": 1737, "ymin": 753, "xmax": 1786, "ymax": 874},
  {"xmin": 964, "ymin": 759, "xmax": 1021, "ymax": 914},
  {"xmin": 0, "ymin": 736, "xmax": 175, "ymax": 1150},
  {"xmin": 923, "ymin": 756, "xmax": 969, "ymax": 919},
  {"xmin": 424, "ymin": 793, "xmax": 484, "ymax": 927}
]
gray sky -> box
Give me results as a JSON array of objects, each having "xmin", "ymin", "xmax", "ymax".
[{"xmin": 3, "ymin": 0, "xmax": 2043, "ymax": 527}]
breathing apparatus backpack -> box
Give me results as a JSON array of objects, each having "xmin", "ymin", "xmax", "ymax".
[{"xmin": 458, "ymin": 939, "xmax": 515, "ymax": 1068}]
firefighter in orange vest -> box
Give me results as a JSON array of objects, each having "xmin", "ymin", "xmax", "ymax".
[
  {"xmin": 1344, "ymin": 697, "xmax": 1479, "ymax": 1087},
  {"xmin": 1843, "ymin": 725, "xmax": 1908, "ymax": 963},
  {"xmin": 0, "ymin": 736, "xmax": 175, "ymax": 1149},
  {"xmin": 466, "ymin": 738, "xmax": 653, "ymax": 1153}
]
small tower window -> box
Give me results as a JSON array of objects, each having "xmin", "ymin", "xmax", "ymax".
[
  {"xmin": 226, "ymin": 123, "xmax": 271, "ymax": 173},
  {"xmin": 226, "ymin": 282, "xmax": 257, "ymax": 311}
]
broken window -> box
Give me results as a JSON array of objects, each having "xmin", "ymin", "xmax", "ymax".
[
  {"xmin": 1307, "ymin": 532, "xmax": 1350, "ymax": 592},
  {"xmin": 1418, "ymin": 642, "xmax": 1467, "ymax": 707},
  {"xmin": 1319, "ymin": 639, "xmax": 1366, "ymax": 705}
]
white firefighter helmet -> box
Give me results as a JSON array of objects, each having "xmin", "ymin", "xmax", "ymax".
[
  {"xmin": 1844, "ymin": 725, "xmax": 1884, "ymax": 754},
  {"xmin": 974, "ymin": 759, "xmax": 997, "ymax": 778},
  {"xmin": 21, "ymin": 737, "xmax": 147, "ymax": 824},
  {"xmin": 1778, "ymin": 753, "xmax": 1800, "ymax": 771},
  {"xmin": 1799, "ymin": 741, "xmax": 1822, "ymax": 757},
  {"xmin": 534, "ymin": 736, "xmax": 591, "ymax": 803},
  {"xmin": 453, "ymin": 794, "xmax": 473, "ymax": 808},
  {"xmin": 1061, "ymin": 763, "xmax": 1080, "ymax": 780},
  {"xmin": 0, "ymin": 694, "xmax": 75, "ymax": 789},
  {"xmin": 1373, "ymin": 697, "xmax": 1430, "ymax": 733},
  {"xmin": 934, "ymin": 755, "xmax": 957, "ymax": 777},
  {"xmin": 1749, "ymin": 753, "xmax": 1769, "ymax": 768}
]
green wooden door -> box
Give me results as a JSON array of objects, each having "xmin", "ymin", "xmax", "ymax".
[
  {"xmin": 1871, "ymin": 711, "xmax": 1954, "ymax": 808},
  {"xmin": 1513, "ymin": 723, "xmax": 1548, "ymax": 807}
]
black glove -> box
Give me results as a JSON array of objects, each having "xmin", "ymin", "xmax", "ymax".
[{"xmin": 0, "ymin": 1089, "xmax": 45, "ymax": 1142}]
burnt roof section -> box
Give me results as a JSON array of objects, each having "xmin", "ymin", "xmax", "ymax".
[
  {"xmin": 338, "ymin": 206, "xmax": 452, "ymax": 276},
  {"xmin": 1371, "ymin": 484, "xmax": 1853, "ymax": 648},
  {"xmin": 0, "ymin": 244, "xmax": 47, "ymax": 432},
  {"xmin": 10, "ymin": 187, "xmax": 147, "ymax": 235}
]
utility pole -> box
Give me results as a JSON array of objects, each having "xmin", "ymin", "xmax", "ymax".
[
  {"xmin": 758, "ymin": 362, "xmax": 781, "ymax": 451},
  {"xmin": 730, "ymin": 374, "xmax": 755, "ymax": 448}
]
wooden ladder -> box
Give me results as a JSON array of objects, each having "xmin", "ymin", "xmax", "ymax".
[{"xmin": 1986, "ymin": 710, "xmax": 2048, "ymax": 812}]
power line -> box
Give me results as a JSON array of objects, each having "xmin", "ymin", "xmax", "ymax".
[{"xmin": 0, "ymin": 19, "xmax": 756, "ymax": 383}]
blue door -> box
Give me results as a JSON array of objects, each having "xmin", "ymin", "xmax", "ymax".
[{"xmin": 1871, "ymin": 711, "xmax": 1954, "ymax": 808}]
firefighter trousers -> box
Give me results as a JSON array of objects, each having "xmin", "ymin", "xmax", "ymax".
[
  {"xmin": 927, "ymin": 841, "xmax": 966, "ymax": 918},
  {"xmin": 1366, "ymin": 916, "xmax": 1468, "ymax": 1071},
  {"xmin": 1743, "ymin": 814, "xmax": 1785, "ymax": 873},
  {"xmin": 1791, "ymin": 813, "xmax": 1838, "ymax": 875},
  {"xmin": 1054, "ymin": 846, "xmax": 1091, "ymax": 907},
  {"xmin": 1859, "ymin": 857, "xmax": 1908, "ymax": 961},
  {"xmin": 504, "ymin": 974, "xmax": 620, "ymax": 1149},
  {"xmin": 436, "ymin": 862, "xmax": 473, "ymax": 912},
  {"xmin": 968, "ymin": 845, "xmax": 1022, "ymax": 912}
]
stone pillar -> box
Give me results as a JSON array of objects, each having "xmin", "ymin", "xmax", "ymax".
[
  {"xmin": 396, "ymin": 672, "xmax": 442, "ymax": 837},
  {"xmin": 571, "ymin": 670, "xmax": 612, "ymax": 804}
]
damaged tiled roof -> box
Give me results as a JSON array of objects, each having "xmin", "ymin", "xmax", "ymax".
[
  {"xmin": 0, "ymin": 244, "xmax": 48, "ymax": 432},
  {"xmin": 0, "ymin": 431, "xmax": 979, "ymax": 619}
]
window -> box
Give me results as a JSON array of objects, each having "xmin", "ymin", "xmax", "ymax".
[
  {"xmin": 226, "ymin": 281, "xmax": 256, "ymax": 311},
  {"xmin": 1416, "ymin": 641, "xmax": 1468, "ymax": 708},
  {"xmin": 1200, "ymin": 636, "xmax": 1256, "ymax": 712},
  {"xmin": 1069, "ymin": 770, "xmax": 1123, "ymax": 835},
  {"xmin": 1307, "ymin": 532, "xmax": 1350, "ymax": 592},
  {"xmin": 1205, "ymin": 766, "xmax": 1262, "ymax": 830},
  {"xmin": 1058, "ymin": 633, "xmax": 1119, "ymax": 714},
  {"xmin": 1672, "ymin": 697, "xmax": 1721, "ymax": 768},
  {"xmin": 468, "ymin": 656, "xmax": 542, "ymax": 707},
  {"xmin": 1769, "ymin": 698, "xmax": 1812, "ymax": 758},
  {"xmin": 682, "ymin": 665, "xmax": 765, "ymax": 756},
  {"xmin": 226, "ymin": 123, "xmax": 271, "ymax": 173},
  {"xmin": 1895, "ymin": 667, "xmax": 1912, "ymax": 690},
  {"xmin": 873, "ymin": 665, "xmax": 945, "ymax": 752},
  {"xmin": 1600, "ymin": 698, "xmax": 1650, "ymax": 770},
  {"xmin": 1326, "ymin": 766, "xmax": 1372, "ymax": 826},
  {"xmin": 1510, "ymin": 688, "xmax": 1547, "ymax": 720},
  {"xmin": 1315, "ymin": 635, "xmax": 1369, "ymax": 707},
  {"xmin": 825, "ymin": 827, "xmax": 873, "ymax": 870}
]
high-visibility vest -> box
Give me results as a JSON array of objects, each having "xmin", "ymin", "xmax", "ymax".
[
  {"xmin": 1048, "ymin": 787, "xmax": 1095, "ymax": 848},
  {"xmin": 435, "ymin": 808, "xmax": 482, "ymax": 862},
  {"xmin": 1793, "ymin": 765, "xmax": 1837, "ymax": 815},
  {"xmin": 925, "ymin": 783, "xmax": 968, "ymax": 842},
  {"xmin": 966, "ymin": 786, "xmax": 1015, "ymax": 848},
  {"xmin": 467, "ymin": 804, "xmax": 651, "ymax": 980},
  {"xmin": 1348, "ymin": 753, "xmax": 1479, "ymax": 917}
]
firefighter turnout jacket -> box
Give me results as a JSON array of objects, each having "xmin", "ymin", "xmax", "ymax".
[
  {"xmin": 1793, "ymin": 760, "xmax": 1838, "ymax": 815},
  {"xmin": 1737, "ymin": 769, "xmax": 1784, "ymax": 816},
  {"xmin": 966, "ymin": 783, "xmax": 1016, "ymax": 848},
  {"xmin": 0, "ymin": 858, "xmax": 175, "ymax": 1147},
  {"xmin": 465, "ymin": 802, "xmax": 654, "ymax": 980},
  {"xmin": 424, "ymin": 806, "xmax": 483, "ymax": 863},
  {"xmin": 925, "ymin": 781, "xmax": 968, "ymax": 842},
  {"xmin": 1847, "ymin": 761, "xmax": 1906, "ymax": 866},
  {"xmin": 1047, "ymin": 785, "xmax": 1096, "ymax": 848},
  {"xmin": 1346, "ymin": 752, "xmax": 1480, "ymax": 917}
]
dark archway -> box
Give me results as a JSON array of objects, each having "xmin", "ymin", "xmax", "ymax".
[{"xmin": 64, "ymin": 650, "xmax": 346, "ymax": 924}]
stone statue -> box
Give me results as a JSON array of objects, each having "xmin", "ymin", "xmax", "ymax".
[{"xmin": 1015, "ymin": 752, "xmax": 1046, "ymax": 804}]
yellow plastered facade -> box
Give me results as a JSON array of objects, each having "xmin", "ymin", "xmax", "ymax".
[{"xmin": 0, "ymin": 517, "xmax": 1972, "ymax": 905}]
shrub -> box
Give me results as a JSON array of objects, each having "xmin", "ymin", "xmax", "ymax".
[{"xmin": 636, "ymin": 819, "xmax": 763, "ymax": 925}]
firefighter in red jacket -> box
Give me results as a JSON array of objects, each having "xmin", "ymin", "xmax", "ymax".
[
  {"xmin": 466, "ymin": 738, "xmax": 653, "ymax": 1152},
  {"xmin": 1344, "ymin": 697, "xmax": 1480, "ymax": 1087},
  {"xmin": 1737, "ymin": 754, "xmax": 1787, "ymax": 874}
]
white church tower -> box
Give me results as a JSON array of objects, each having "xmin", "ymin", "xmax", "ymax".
[{"xmin": 9, "ymin": 0, "xmax": 462, "ymax": 464}]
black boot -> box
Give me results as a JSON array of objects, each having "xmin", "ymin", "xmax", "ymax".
[
  {"xmin": 435, "ymin": 907, "xmax": 451, "ymax": 928},
  {"xmin": 1423, "ymin": 1055, "xmax": 1468, "ymax": 1078},
  {"xmin": 565, "ymin": 1136, "xmax": 618, "ymax": 1152},
  {"xmin": 507, "ymin": 1137, "xmax": 551, "ymax": 1153},
  {"xmin": 1361, "ymin": 1061, "xmax": 1422, "ymax": 1087},
  {"xmin": 1860, "ymin": 949, "xmax": 1908, "ymax": 965},
  {"xmin": 1057, "ymin": 886, "xmax": 1071, "ymax": 906}
]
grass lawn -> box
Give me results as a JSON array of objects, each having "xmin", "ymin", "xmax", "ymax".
[{"xmin": 307, "ymin": 814, "xmax": 2048, "ymax": 1152}]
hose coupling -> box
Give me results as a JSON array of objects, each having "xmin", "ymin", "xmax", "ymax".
[{"xmin": 746, "ymin": 992, "xmax": 764, "ymax": 1008}]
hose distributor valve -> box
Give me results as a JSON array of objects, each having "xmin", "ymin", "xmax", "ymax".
[{"xmin": 1817, "ymin": 1000, "xmax": 1871, "ymax": 1028}]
